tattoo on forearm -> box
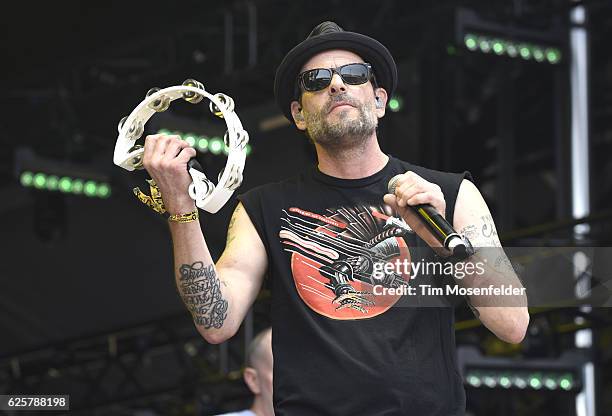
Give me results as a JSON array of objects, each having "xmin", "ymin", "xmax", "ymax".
[
  {"xmin": 178, "ymin": 261, "xmax": 228, "ymax": 329},
  {"xmin": 493, "ymin": 253, "xmax": 516, "ymax": 274}
]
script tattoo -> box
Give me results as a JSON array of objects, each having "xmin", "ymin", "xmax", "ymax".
[
  {"xmin": 179, "ymin": 261, "xmax": 228, "ymax": 329},
  {"xmin": 458, "ymin": 216, "xmax": 501, "ymax": 248},
  {"xmin": 480, "ymin": 215, "xmax": 501, "ymax": 247},
  {"xmin": 481, "ymin": 215, "xmax": 497, "ymax": 238}
]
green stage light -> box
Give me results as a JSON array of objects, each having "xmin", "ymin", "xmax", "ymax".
[
  {"xmin": 46, "ymin": 175, "xmax": 59, "ymax": 191},
  {"xmin": 97, "ymin": 183, "xmax": 111, "ymax": 199},
  {"xmin": 245, "ymin": 144, "xmax": 252, "ymax": 156},
  {"xmin": 209, "ymin": 138, "xmax": 223, "ymax": 155},
  {"xmin": 483, "ymin": 375, "xmax": 497, "ymax": 388},
  {"xmin": 84, "ymin": 181, "xmax": 97, "ymax": 197},
  {"xmin": 478, "ymin": 37, "xmax": 492, "ymax": 53},
  {"xmin": 464, "ymin": 34, "xmax": 478, "ymax": 51},
  {"xmin": 559, "ymin": 374, "xmax": 573, "ymax": 391},
  {"xmin": 157, "ymin": 129, "xmax": 171, "ymax": 135},
  {"xmin": 492, "ymin": 40, "xmax": 505, "ymax": 55},
  {"xmin": 33, "ymin": 173, "xmax": 47, "ymax": 189},
  {"xmin": 513, "ymin": 376, "xmax": 527, "ymax": 389},
  {"xmin": 519, "ymin": 44, "xmax": 532, "ymax": 60},
  {"xmin": 388, "ymin": 97, "xmax": 403, "ymax": 112},
  {"xmin": 72, "ymin": 179, "xmax": 84, "ymax": 195},
  {"xmin": 499, "ymin": 375, "xmax": 512, "ymax": 389},
  {"xmin": 185, "ymin": 135, "xmax": 196, "ymax": 147},
  {"xmin": 58, "ymin": 177, "xmax": 72, "ymax": 193},
  {"xmin": 532, "ymin": 47, "xmax": 545, "ymax": 62},
  {"xmin": 528, "ymin": 374, "xmax": 543, "ymax": 390},
  {"xmin": 544, "ymin": 376, "xmax": 558, "ymax": 390},
  {"xmin": 506, "ymin": 43, "xmax": 518, "ymax": 57},
  {"xmin": 466, "ymin": 373, "xmax": 482, "ymax": 387},
  {"xmin": 20, "ymin": 171, "xmax": 34, "ymax": 187},
  {"xmin": 197, "ymin": 137, "xmax": 209, "ymax": 152},
  {"xmin": 546, "ymin": 48, "xmax": 561, "ymax": 64}
]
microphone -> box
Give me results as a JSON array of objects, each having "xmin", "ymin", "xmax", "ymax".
[{"xmin": 387, "ymin": 175, "xmax": 474, "ymax": 259}]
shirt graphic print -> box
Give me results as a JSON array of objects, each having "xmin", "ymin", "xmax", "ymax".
[{"xmin": 279, "ymin": 203, "xmax": 414, "ymax": 319}]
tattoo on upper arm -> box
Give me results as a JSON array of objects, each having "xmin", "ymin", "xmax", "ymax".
[
  {"xmin": 460, "ymin": 215, "xmax": 515, "ymax": 273},
  {"xmin": 459, "ymin": 224, "xmax": 479, "ymax": 241},
  {"xmin": 481, "ymin": 215, "xmax": 502, "ymax": 247},
  {"xmin": 459, "ymin": 215, "xmax": 501, "ymax": 247},
  {"xmin": 178, "ymin": 261, "xmax": 228, "ymax": 329},
  {"xmin": 225, "ymin": 204, "xmax": 242, "ymax": 247},
  {"xmin": 481, "ymin": 215, "xmax": 498, "ymax": 239}
]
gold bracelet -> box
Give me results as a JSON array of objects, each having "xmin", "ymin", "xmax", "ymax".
[{"xmin": 168, "ymin": 210, "xmax": 199, "ymax": 223}]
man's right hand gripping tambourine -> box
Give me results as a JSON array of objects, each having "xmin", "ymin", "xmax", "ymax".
[{"xmin": 113, "ymin": 79, "xmax": 249, "ymax": 219}]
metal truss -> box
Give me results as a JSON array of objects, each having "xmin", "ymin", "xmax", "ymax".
[{"xmin": 0, "ymin": 295, "xmax": 271, "ymax": 415}]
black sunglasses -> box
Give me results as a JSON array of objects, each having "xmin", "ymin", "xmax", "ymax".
[{"xmin": 298, "ymin": 63, "xmax": 374, "ymax": 92}]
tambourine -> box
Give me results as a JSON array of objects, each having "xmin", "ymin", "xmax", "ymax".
[{"xmin": 113, "ymin": 79, "xmax": 248, "ymax": 213}]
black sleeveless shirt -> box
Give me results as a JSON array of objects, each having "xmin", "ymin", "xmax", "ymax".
[{"xmin": 237, "ymin": 156, "xmax": 471, "ymax": 416}]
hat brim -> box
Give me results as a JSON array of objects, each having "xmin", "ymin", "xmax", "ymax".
[{"xmin": 274, "ymin": 31, "xmax": 398, "ymax": 122}]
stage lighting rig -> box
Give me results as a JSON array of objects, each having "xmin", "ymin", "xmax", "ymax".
[
  {"xmin": 156, "ymin": 128, "xmax": 253, "ymax": 156},
  {"xmin": 456, "ymin": 8, "xmax": 565, "ymax": 65},
  {"xmin": 458, "ymin": 346, "xmax": 586, "ymax": 393},
  {"xmin": 15, "ymin": 148, "xmax": 112, "ymax": 199}
]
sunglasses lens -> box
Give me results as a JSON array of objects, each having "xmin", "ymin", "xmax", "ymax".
[
  {"xmin": 340, "ymin": 64, "xmax": 369, "ymax": 85},
  {"xmin": 299, "ymin": 64, "xmax": 370, "ymax": 92},
  {"xmin": 302, "ymin": 69, "xmax": 332, "ymax": 91}
]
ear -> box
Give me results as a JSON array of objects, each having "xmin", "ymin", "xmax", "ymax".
[
  {"xmin": 290, "ymin": 100, "xmax": 307, "ymax": 130},
  {"xmin": 243, "ymin": 367, "xmax": 261, "ymax": 394},
  {"xmin": 374, "ymin": 87, "xmax": 388, "ymax": 118}
]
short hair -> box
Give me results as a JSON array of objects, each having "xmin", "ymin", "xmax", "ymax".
[{"xmin": 245, "ymin": 328, "xmax": 271, "ymax": 368}]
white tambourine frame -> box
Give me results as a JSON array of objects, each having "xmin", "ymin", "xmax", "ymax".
[{"xmin": 113, "ymin": 84, "xmax": 248, "ymax": 214}]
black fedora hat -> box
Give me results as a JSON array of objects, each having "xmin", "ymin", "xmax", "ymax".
[{"xmin": 274, "ymin": 21, "xmax": 398, "ymax": 122}]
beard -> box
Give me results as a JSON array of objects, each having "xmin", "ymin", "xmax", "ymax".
[{"xmin": 303, "ymin": 93, "xmax": 378, "ymax": 149}]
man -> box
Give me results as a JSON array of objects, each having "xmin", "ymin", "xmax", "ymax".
[
  {"xmin": 214, "ymin": 328, "xmax": 273, "ymax": 416},
  {"xmin": 142, "ymin": 21, "xmax": 529, "ymax": 415}
]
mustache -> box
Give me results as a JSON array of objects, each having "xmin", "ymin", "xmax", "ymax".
[{"xmin": 324, "ymin": 94, "xmax": 360, "ymax": 113}]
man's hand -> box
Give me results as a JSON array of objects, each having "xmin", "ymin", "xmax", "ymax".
[
  {"xmin": 383, "ymin": 171, "xmax": 450, "ymax": 255},
  {"xmin": 383, "ymin": 171, "xmax": 446, "ymax": 218},
  {"xmin": 142, "ymin": 134, "xmax": 197, "ymax": 215}
]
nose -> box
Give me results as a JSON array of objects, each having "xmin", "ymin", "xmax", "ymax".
[{"xmin": 328, "ymin": 73, "xmax": 347, "ymax": 95}]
